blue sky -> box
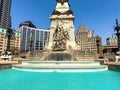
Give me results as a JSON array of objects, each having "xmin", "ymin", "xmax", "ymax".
[{"xmin": 11, "ymin": 0, "xmax": 120, "ymax": 45}]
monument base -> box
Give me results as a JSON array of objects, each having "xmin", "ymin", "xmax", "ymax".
[{"xmin": 46, "ymin": 51, "xmax": 73, "ymax": 61}]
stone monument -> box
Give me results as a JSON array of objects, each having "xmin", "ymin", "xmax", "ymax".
[
  {"xmin": 47, "ymin": 0, "xmax": 76, "ymax": 51},
  {"xmin": 43, "ymin": 0, "xmax": 77, "ymax": 61}
]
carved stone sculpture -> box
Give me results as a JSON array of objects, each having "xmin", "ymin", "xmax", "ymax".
[{"xmin": 53, "ymin": 25, "xmax": 69, "ymax": 51}]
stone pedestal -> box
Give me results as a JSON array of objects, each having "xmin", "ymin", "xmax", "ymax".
[
  {"xmin": 47, "ymin": 51, "xmax": 73, "ymax": 61},
  {"xmin": 47, "ymin": 1, "xmax": 76, "ymax": 51}
]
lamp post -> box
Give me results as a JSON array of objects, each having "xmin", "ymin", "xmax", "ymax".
[{"xmin": 114, "ymin": 19, "xmax": 120, "ymax": 51}]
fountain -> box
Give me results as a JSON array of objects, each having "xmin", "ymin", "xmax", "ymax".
[{"xmin": 13, "ymin": 0, "xmax": 108, "ymax": 72}]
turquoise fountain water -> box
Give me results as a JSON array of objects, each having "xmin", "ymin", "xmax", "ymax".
[{"xmin": 0, "ymin": 69, "xmax": 120, "ymax": 90}]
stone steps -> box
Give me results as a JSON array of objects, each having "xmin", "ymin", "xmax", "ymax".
[{"xmin": 14, "ymin": 65, "xmax": 108, "ymax": 69}]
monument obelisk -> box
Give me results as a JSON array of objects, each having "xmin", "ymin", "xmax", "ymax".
[{"xmin": 48, "ymin": 0, "xmax": 76, "ymax": 51}]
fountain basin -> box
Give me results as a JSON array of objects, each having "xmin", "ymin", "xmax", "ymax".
[{"xmin": 13, "ymin": 61, "xmax": 108, "ymax": 72}]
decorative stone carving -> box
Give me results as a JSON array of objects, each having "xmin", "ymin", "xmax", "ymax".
[
  {"xmin": 52, "ymin": 10, "xmax": 73, "ymax": 15},
  {"xmin": 53, "ymin": 25, "xmax": 69, "ymax": 51}
]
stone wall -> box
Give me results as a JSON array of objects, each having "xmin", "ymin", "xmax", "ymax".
[
  {"xmin": 108, "ymin": 65, "xmax": 120, "ymax": 72},
  {"xmin": 0, "ymin": 64, "xmax": 12, "ymax": 70}
]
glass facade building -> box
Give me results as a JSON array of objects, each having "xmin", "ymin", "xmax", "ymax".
[{"xmin": 19, "ymin": 26, "xmax": 49, "ymax": 53}]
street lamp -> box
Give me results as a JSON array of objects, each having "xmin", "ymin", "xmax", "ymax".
[{"xmin": 114, "ymin": 19, "xmax": 120, "ymax": 51}]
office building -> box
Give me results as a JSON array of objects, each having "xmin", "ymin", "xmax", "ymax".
[
  {"xmin": 0, "ymin": 28, "xmax": 21, "ymax": 54},
  {"xmin": 18, "ymin": 26, "xmax": 49, "ymax": 53},
  {"xmin": 0, "ymin": 0, "xmax": 11, "ymax": 29},
  {"xmin": 106, "ymin": 36, "xmax": 117, "ymax": 46},
  {"xmin": 19, "ymin": 21, "xmax": 36, "ymax": 28},
  {"xmin": 103, "ymin": 36, "xmax": 118, "ymax": 54},
  {"xmin": 75, "ymin": 25, "xmax": 98, "ymax": 53}
]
